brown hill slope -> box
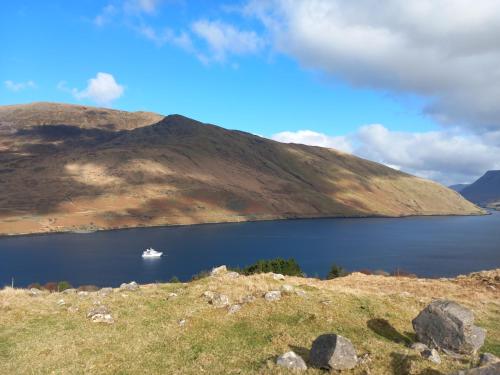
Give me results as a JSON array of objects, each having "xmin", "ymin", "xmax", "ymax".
[
  {"xmin": 0, "ymin": 103, "xmax": 483, "ymax": 235},
  {"xmin": 0, "ymin": 102, "xmax": 163, "ymax": 132}
]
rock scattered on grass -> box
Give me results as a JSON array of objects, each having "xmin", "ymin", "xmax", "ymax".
[
  {"xmin": 91, "ymin": 314, "xmax": 114, "ymax": 324},
  {"xmin": 178, "ymin": 319, "xmax": 186, "ymax": 326},
  {"xmin": 295, "ymin": 289, "xmax": 307, "ymax": 297},
  {"xmin": 226, "ymin": 271, "xmax": 240, "ymax": 279},
  {"xmin": 451, "ymin": 362, "xmax": 500, "ymax": 374},
  {"xmin": 78, "ymin": 291, "xmax": 89, "ymax": 297},
  {"xmin": 479, "ymin": 353, "xmax": 500, "ymax": 367},
  {"xmin": 87, "ymin": 305, "xmax": 110, "ymax": 318},
  {"xmin": 280, "ymin": 284, "xmax": 294, "ymax": 294},
  {"xmin": 62, "ymin": 288, "xmax": 76, "ymax": 294},
  {"xmin": 228, "ymin": 304, "xmax": 242, "ymax": 314},
  {"xmin": 203, "ymin": 291, "xmax": 216, "ymax": 299},
  {"xmin": 272, "ymin": 273, "xmax": 285, "ymax": 281},
  {"xmin": 120, "ymin": 281, "xmax": 139, "ymax": 291},
  {"xmin": 410, "ymin": 342, "xmax": 429, "ymax": 352},
  {"xmin": 276, "ymin": 351, "xmax": 307, "ymax": 371},
  {"xmin": 309, "ymin": 334, "xmax": 358, "ymax": 370},
  {"xmin": 264, "ymin": 291, "xmax": 281, "ymax": 302},
  {"xmin": 167, "ymin": 292, "xmax": 178, "ymax": 299},
  {"xmin": 210, "ymin": 265, "xmax": 227, "ymax": 276},
  {"xmin": 412, "ymin": 300, "xmax": 486, "ymax": 355},
  {"xmin": 240, "ymin": 295, "xmax": 256, "ymax": 304},
  {"xmin": 28, "ymin": 288, "xmax": 40, "ymax": 297},
  {"xmin": 56, "ymin": 299, "xmax": 65, "ymax": 306},
  {"xmin": 208, "ymin": 293, "xmax": 230, "ymax": 308},
  {"xmin": 422, "ymin": 348, "xmax": 441, "ymax": 364}
]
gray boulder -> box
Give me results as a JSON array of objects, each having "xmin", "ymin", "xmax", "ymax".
[
  {"xmin": 98, "ymin": 287, "xmax": 113, "ymax": 296},
  {"xmin": 210, "ymin": 265, "xmax": 227, "ymax": 276},
  {"xmin": 276, "ymin": 351, "xmax": 307, "ymax": 371},
  {"xmin": 120, "ymin": 281, "xmax": 139, "ymax": 291},
  {"xmin": 309, "ymin": 334, "xmax": 358, "ymax": 370},
  {"xmin": 451, "ymin": 362, "xmax": 500, "ymax": 375},
  {"xmin": 87, "ymin": 305, "xmax": 110, "ymax": 318},
  {"xmin": 264, "ymin": 291, "xmax": 282, "ymax": 302},
  {"xmin": 479, "ymin": 353, "xmax": 500, "ymax": 367},
  {"xmin": 412, "ymin": 300, "xmax": 486, "ymax": 355},
  {"xmin": 208, "ymin": 293, "xmax": 230, "ymax": 308},
  {"xmin": 422, "ymin": 348, "xmax": 441, "ymax": 364}
]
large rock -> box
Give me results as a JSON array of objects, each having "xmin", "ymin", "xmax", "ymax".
[
  {"xmin": 120, "ymin": 281, "xmax": 139, "ymax": 291},
  {"xmin": 276, "ymin": 351, "xmax": 307, "ymax": 371},
  {"xmin": 412, "ymin": 300, "xmax": 486, "ymax": 355},
  {"xmin": 210, "ymin": 265, "xmax": 227, "ymax": 276},
  {"xmin": 451, "ymin": 362, "xmax": 500, "ymax": 375},
  {"xmin": 264, "ymin": 291, "xmax": 281, "ymax": 302},
  {"xmin": 309, "ymin": 334, "xmax": 358, "ymax": 370},
  {"xmin": 208, "ymin": 293, "xmax": 230, "ymax": 308},
  {"xmin": 479, "ymin": 353, "xmax": 500, "ymax": 367}
]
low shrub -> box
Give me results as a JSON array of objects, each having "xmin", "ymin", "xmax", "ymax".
[
  {"xmin": 238, "ymin": 258, "xmax": 303, "ymax": 276},
  {"xmin": 326, "ymin": 263, "xmax": 347, "ymax": 279},
  {"xmin": 77, "ymin": 285, "xmax": 99, "ymax": 292},
  {"xmin": 43, "ymin": 282, "xmax": 58, "ymax": 292},
  {"xmin": 169, "ymin": 276, "xmax": 181, "ymax": 283},
  {"xmin": 57, "ymin": 281, "xmax": 72, "ymax": 292},
  {"xmin": 27, "ymin": 282, "xmax": 42, "ymax": 290},
  {"xmin": 392, "ymin": 268, "xmax": 417, "ymax": 278},
  {"xmin": 191, "ymin": 270, "xmax": 210, "ymax": 281}
]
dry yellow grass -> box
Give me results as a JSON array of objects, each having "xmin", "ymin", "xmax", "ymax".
[{"xmin": 1, "ymin": 270, "xmax": 499, "ymax": 374}]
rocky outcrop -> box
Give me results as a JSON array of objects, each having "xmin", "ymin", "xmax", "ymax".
[
  {"xmin": 412, "ymin": 300, "xmax": 486, "ymax": 355},
  {"xmin": 120, "ymin": 281, "xmax": 139, "ymax": 291},
  {"xmin": 451, "ymin": 362, "xmax": 500, "ymax": 375},
  {"xmin": 264, "ymin": 291, "xmax": 281, "ymax": 302},
  {"xmin": 309, "ymin": 334, "xmax": 358, "ymax": 370},
  {"xmin": 276, "ymin": 351, "xmax": 307, "ymax": 371}
]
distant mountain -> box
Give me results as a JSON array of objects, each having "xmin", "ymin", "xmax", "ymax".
[
  {"xmin": 449, "ymin": 184, "xmax": 469, "ymax": 192},
  {"xmin": 461, "ymin": 171, "xmax": 500, "ymax": 209},
  {"xmin": 0, "ymin": 102, "xmax": 483, "ymax": 235}
]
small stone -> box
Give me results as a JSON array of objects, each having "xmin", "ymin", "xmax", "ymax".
[
  {"xmin": 451, "ymin": 362, "xmax": 500, "ymax": 374},
  {"xmin": 56, "ymin": 299, "xmax": 65, "ymax": 306},
  {"xmin": 276, "ymin": 351, "xmax": 307, "ymax": 371},
  {"xmin": 209, "ymin": 293, "xmax": 230, "ymax": 308},
  {"xmin": 411, "ymin": 342, "xmax": 429, "ymax": 352},
  {"xmin": 91, "ymin": 314, "xmax": 114, "ymax": 324},
  {"xmin": 272, "ymin": 273, "xmax": 285, "ymax": 281},
  {"xmin": 203, "ymin": 291, "xmax": 216, "ymax": 299},
  {"xmin": 280, "ymin": 284, "xmax": 294, "ymax": 294},
  {"xmin": 167, "ymin": 292, "xmax": 178, "ymax": 298},
  {"xmin": 62, "ymin": 288, "xmax": 77, "ymax": 294},
  {"xmin": 228, "ymin": 304, "xmax": 242, "ymax": 314},
  {"xmin": 29, "ymin": 288, "xmax": 40, "ymax": 296},
  {"xmin": 309, "ymin": 334, "xmax": 358, "ymax": 370},
  {"xmin": 226, "ymin": 271, "xmax": 240, "ymax": 278},
  {"xmin": 77, "ymin": 291, "xmax": 89, "ymax": 297},
  {"xmin": 178, "ymin": 319, "xmax": 187, "ymax": 326},
  {"xmin": 479, "ymin": 353, "xmax": 500, "ymax": 367},
  {"xmin": 295, "ymin": 289, "xmax": 307, "ymax": 297},
  {"xmin": 210, "ymin": 265, "xmax": 227, "ymax": 276},
  {"xmin": 120, "ymin": 281, "xmax": 139, "ymax": 291},
  {"xmin": 422, "ymin": 348, "xmax": 441, "ymax": 364},
  {"xmin": 264, "ymin": 291, "xmax": 281, "ymax": 302},
  {"xmin": 87, "ymin": 305, "xmax": 110, "ymax": 318},
  {"xmin": 67, "ymin": 306, "xmax": 79, "ymax": 313},
  {"xmin": 98, "ymin": 287, "xmax": 113, "ymax": 296}
]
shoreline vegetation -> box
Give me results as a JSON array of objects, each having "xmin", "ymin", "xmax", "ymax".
[
  {"xmin": 1, "ymin": 266, "xmax": 499, "ymax": 374},
  {"xmin": 1, "ymin": 258, "xmax": 446, "ymax": 290},
  {"xmin": 0, "ymin": 209, "xmax": 490, "ymax": 238}
]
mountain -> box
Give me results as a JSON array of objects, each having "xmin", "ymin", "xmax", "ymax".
[
  {"xmin": 449, "ymin": 184, "xmax": 469, "ymax": 192},
  {"xmin": 461, "ymin": 171, "xmax": 500, "ymax": 209},
  {"xmin": 0, "ymin": 102, "xmax": 483, "ymax": 235}
]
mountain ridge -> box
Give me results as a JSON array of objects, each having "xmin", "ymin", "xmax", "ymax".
[
  {"xmin": 461, "ymin": 170, "xmax": 500, "ymax": 210},
  {"xmin": 0, "ymin": 102, "xmax": 484, "ymax": 235}
]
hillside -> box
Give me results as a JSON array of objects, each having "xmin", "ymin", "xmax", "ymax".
[
  {"xmin": 461, "ymin": 171, "xmax": 500, "ymax": 210},
  {"xmin": 0, "ymin": 102, "xmax": 483, "ymax": 236},
  {"xmin": 449, "ymin": 184, "xmax": 469, "ymax": 192},
  {"xmin": 0, "ymin": 269, "xmax": 499, "ymax": 374}
]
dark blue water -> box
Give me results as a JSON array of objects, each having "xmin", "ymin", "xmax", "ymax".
[{"xmin": 1, "ymin": 212, "xmax": 499, "ymax": 287}]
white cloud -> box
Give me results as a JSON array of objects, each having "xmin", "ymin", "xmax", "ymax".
[
  {"xmin": 124, "ymin": 0, "xmax": 162, "ymax": 15},
  {"xmin": 94, "ymin": 4, "xmax": 117, "ymax": 26},
  {"xmin": 4, "ymin": 80, "xmax": 36, "ymax": 92},
  {"xmin": 191, "ymin": 19, "xmax": 265, "ymax": 62},
  {"xmin": 272, "ymin": 130, "xmax": 352, "ymax": 153},
  {"xmin": 71, "ymin": 73, "xmax": 125, "ymax": 106},
  {"xmin": 271, "ymin": 126, "xmax": 500, "ymax": 185},
  {"xmin": 248, "ymin": 0, "xmax": 500, "ymax": 133}
]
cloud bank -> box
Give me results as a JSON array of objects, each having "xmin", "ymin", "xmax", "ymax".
[
  {"xmin": 272, "ymin": 126, "xmax": 500, "ymax": 185},
  {"xmin": 248, "ymin": 0, "xmax": 500, "ymax": 133},
  {"xmin": 4, "ymin": 80, "xmax": 36, "ymax": 92}
]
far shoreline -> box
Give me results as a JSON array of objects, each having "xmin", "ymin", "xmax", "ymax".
[{"xmin": 0, "ymin": 209, "xmax": 491, "ymax": 239}]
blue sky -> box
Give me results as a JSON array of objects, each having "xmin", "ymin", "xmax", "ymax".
[{"xmin": 2, "ymin": 0, "xmax": 500, "ymax": 184}]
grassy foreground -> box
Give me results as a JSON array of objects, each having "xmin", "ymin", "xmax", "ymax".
[{"xmin": 1, "ymin": 270, "xmax": 499, "ymax": 374}]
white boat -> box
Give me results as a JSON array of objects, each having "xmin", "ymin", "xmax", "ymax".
[{"xmin": 142, "ymin": 248, "xmax": 163, "ymax": 258}]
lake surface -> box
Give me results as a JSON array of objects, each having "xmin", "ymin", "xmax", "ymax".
[{"xmin": 1, "ymin": 212, "xmax": 500, "ymax": 287}]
